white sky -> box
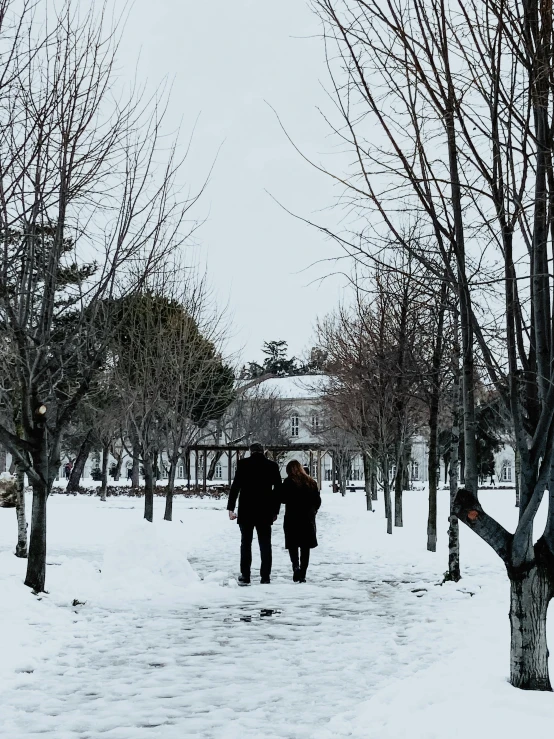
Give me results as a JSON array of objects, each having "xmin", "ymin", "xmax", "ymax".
[{"xmin": 120, "ymin": 0, "xmax": 349, "ymax": 366}]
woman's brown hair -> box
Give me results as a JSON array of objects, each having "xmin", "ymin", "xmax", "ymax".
[{"xmin": 286, "ymin": 459, "xmax": 318, "ymax": 490}]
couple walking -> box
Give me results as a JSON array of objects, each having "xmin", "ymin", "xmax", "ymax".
[{"xmin": 227, "ymin": 442, "xmax": 321, "ymax": 585}]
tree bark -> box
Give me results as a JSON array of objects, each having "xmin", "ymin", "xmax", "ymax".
[
  {"xmin": 447, "ymin": 405, "xmax": 461, "ymax": 581},
  {"xmin": 427, "ymin": 404, "xmax": 439, "ymax": 552},
  {"xmin": 371, "ymin": 457, "xmax": 378, "ymax": 500},
  {"xmin": 515, "ymin": 447, "xmax": 521, "ymax": 508},
  {"xmin": 363, "ymin": 451, "xmax": 373, "ymax": 511},
  {"xmin": 14, "ymin": 460, "xmax": 27, "ymax": 558},
  {"xmin": 24, "ymin": 483, "xmax": 47, "ymax": 592},
  {"xmin": 112, "ymin": 450, "xmax": 123, "ymax": 482},
  {"xmin": 207, "ymin": 451, "xmax": 223, "ymax": 480},
  {"xmin": 66, "ymin": 431, "xmax": 92, "ymax": 492},
  {"xmin": 99, "ymin": 443, "xmax": 109, "ymax": 502},
  {"xmin": 394, "ymin": 443, "xmax": 404, "ymax": 527},
  {"xmin": 131, "ymin": 442, "xmax": 140, "ymax": 489},
  {"xmin": 427, "ymin": 280, "xmax": 447, "ymax": 552},
  {"xmin": 143, "ymin": 454, "xmax": 154, "ymax": 522},
  {"xmin": 509, "ymin": 557, "xmax": 553, "ymax": 691},
  {"xmin": 164, "ymin": 460, "xmax": 177, "ymax": 521},
  {"xmin": 382, "ymin": 455, "xmax": 392, "ymax": 535}
]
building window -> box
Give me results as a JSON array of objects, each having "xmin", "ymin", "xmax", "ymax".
[
  {"xmin": 291, "ymin": 415, "xmax": 299, "ymax": 437},
  {"xmin": 325, "ymin": 469, "xmax": 332, "ymax": 481},
  {"xmin": 411, "ymin": 461, "xmax": 419, "ymax": 481},
  {"xmin": 215, "ymin": 464, "xmax": 222, "ymax": 480},
  {"xmin": 501, "ymin": 462, "xmax": 512, "ymax": 482},
  {"xmin": 311, "ymin": 415, "xmax": 320, "ymax": 434},
  {"xmin": 177, "ymin": 465, "xmax": 184, "ymax": 479}
]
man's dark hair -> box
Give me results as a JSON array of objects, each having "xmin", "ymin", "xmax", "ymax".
[{"xmin": 249, "ymin": 442, "xmax": 264, "ymax": 454}]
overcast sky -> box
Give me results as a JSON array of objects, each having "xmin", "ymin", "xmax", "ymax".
[{"xmin": 120, "ymin": 0, "xmax": 349, "ymax": 366}]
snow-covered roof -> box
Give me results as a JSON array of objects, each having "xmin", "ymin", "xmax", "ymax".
[{"xmin": 242, "ymin": 374, "xmax": 329, "ymax": 400}]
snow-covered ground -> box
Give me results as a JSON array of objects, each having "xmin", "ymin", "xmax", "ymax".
[{"xmin": 0, "ymin": 485, "xmax": 553, "ymax": 738}]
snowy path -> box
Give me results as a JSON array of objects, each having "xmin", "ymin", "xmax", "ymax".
[{"xmin": 0, "ymin": 491, "xmax": 529, "ymax": 738}]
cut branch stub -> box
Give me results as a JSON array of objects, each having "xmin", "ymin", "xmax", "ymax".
[{"xmin": 453, "ymin": 488, "xmax": 513, "ymax": 564}]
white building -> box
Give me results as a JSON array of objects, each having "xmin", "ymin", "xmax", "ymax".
[{"xmin": 0, "ymin": 374, "xmax": 516, "ymax": 489}]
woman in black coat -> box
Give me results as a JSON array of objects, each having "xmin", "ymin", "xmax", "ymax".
[{"xmin": 281, "ymin": 459, "xmax": 321, "ymax": 582}]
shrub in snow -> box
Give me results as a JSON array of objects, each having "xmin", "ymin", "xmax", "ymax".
[{"xmin": 0, "ymin": 475, "xmax": 16, "ymax": 508}]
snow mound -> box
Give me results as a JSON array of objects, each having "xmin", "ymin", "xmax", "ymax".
[{"xmin": 99, "ymin": 521, "xmax": 199, "ymax": 600}]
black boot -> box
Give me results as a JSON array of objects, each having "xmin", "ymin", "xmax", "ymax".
[
  {"xmin": 293, "ymin": 567, "xmax": 301, "ymax": 582},
  {"xmin": 238, "ymin": 574, "xmax": 251, "ymax": 586},
  {"xmin": 298, "ymin": 569, "xmax": 307, "ymax": 583}
]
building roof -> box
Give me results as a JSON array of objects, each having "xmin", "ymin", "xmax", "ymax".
[{"xmin": 243, "ymin": 374, "xmax": 329, "ymax": 400}]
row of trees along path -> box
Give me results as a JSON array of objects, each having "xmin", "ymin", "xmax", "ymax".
[{"xmin": 312, "ymin": 0, "xmax": 554, "ymax": 691}]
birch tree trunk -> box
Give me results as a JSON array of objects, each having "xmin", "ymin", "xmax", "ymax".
[
  {"xmin": 15, "ymin": 463, "xmax": 27, "ymax": 559},
  {"xmin": 14, "ymin": 460, "xmax": 27, "ymax": 558}
]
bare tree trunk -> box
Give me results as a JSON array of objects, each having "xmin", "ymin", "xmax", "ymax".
[
  {"xmin": 363, "ymin": 451, "xmax": 373, "ymax": 511},
  {"xmin": 99, "ymin": 443, "xmax": 109, "ymax": 502},
  {"xmin": 131, "ymin": 441, "xmax": 140, "ymax": 489},
  {"xmin": 382, "ymin": 455, "xmax": 392, "ymax": 535},
  {"xmin": 164, "ymin": 460, "xmax": 177, "ymax": 521},
  {"xmin": 14, "ymin": 460, "xmax": 27, "ymax": 558},
  {"xmin": 447, "ymin": 336, "xmax": 461, "ymax": 581},
  {"xmin": 509, "ymin": 552, "xmax": 553, "ymax": 690},
  {"xmin": 24, "ymin": 483, "xmax": 48, "ymax": 592},
  {"xmin": 112, "ymin": 450, "xmax": 123, "ymax": 482},
  {"xmin": 514, "ymin": 444, "xmax": 516, "ymax": 508},
  {"xmin": 371, "ymin": 457, "xmax": 378, "ymax": 500},
  {"xmin": 427, "ymin": 405, "xmax": 439, "ymax": 552},
  {"xmin": 394, "ymin": 441, "xmax": 404, "ymax": 527},
  {"xmin": 66, "ymin": 431, "xmax": 92, "ymax": 493},
  {"xmin": 427, "ymin": 280, "xmax": 447, "ymax": 552},
  {"xmin": 0, "ymin": 445, "xmax": 6, "ymax": 473},
  {"xmin": 143, "ymin": 454, "xmax": 154, "ymax": 522},
  {"xmin": 207, "ymin": 451, "xmax": 223, "ymax": 480}
]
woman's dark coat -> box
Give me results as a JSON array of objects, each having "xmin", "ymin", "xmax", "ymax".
[{"xmin": 281, "ymin": 477, "xmax": 321, "ymax": 549}]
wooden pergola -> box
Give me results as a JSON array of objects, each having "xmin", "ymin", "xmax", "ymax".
[{"xmin": 186, "ymin": 443, "xmax": 332, "ymax": 492}]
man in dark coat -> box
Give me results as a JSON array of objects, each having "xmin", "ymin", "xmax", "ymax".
[{"xmin": 227, "ymin": 442, "xmax": 282, "ymax": 585}]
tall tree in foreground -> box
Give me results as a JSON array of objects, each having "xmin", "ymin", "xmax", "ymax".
[
  {"xmin": 0, "ymin": 2, "xmax": 199, "ymax": 592},
  {"xmin": 313, "ymin": 0, "xmax": 554, "ymax": 689}
]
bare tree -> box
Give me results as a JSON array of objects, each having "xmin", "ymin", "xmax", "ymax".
[
  {"xmin": 158, "ymin": 275, "xmax": 234, "ymax": 521},
  {"xmin": 0, "ymin": 2, "xmax": 201, "ymax": 591},
  {"xmin": 318, "ymin": 264, "xmax": 425, "ymax": 530},
  {"xmin": 311, "ymin": 0, "xmax": 554, "ymax": 689}
]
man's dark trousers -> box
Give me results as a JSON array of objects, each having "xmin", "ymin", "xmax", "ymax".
[{"xmin": 239, "ymin": 521, "xmax": 272, "ymax": 581}]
